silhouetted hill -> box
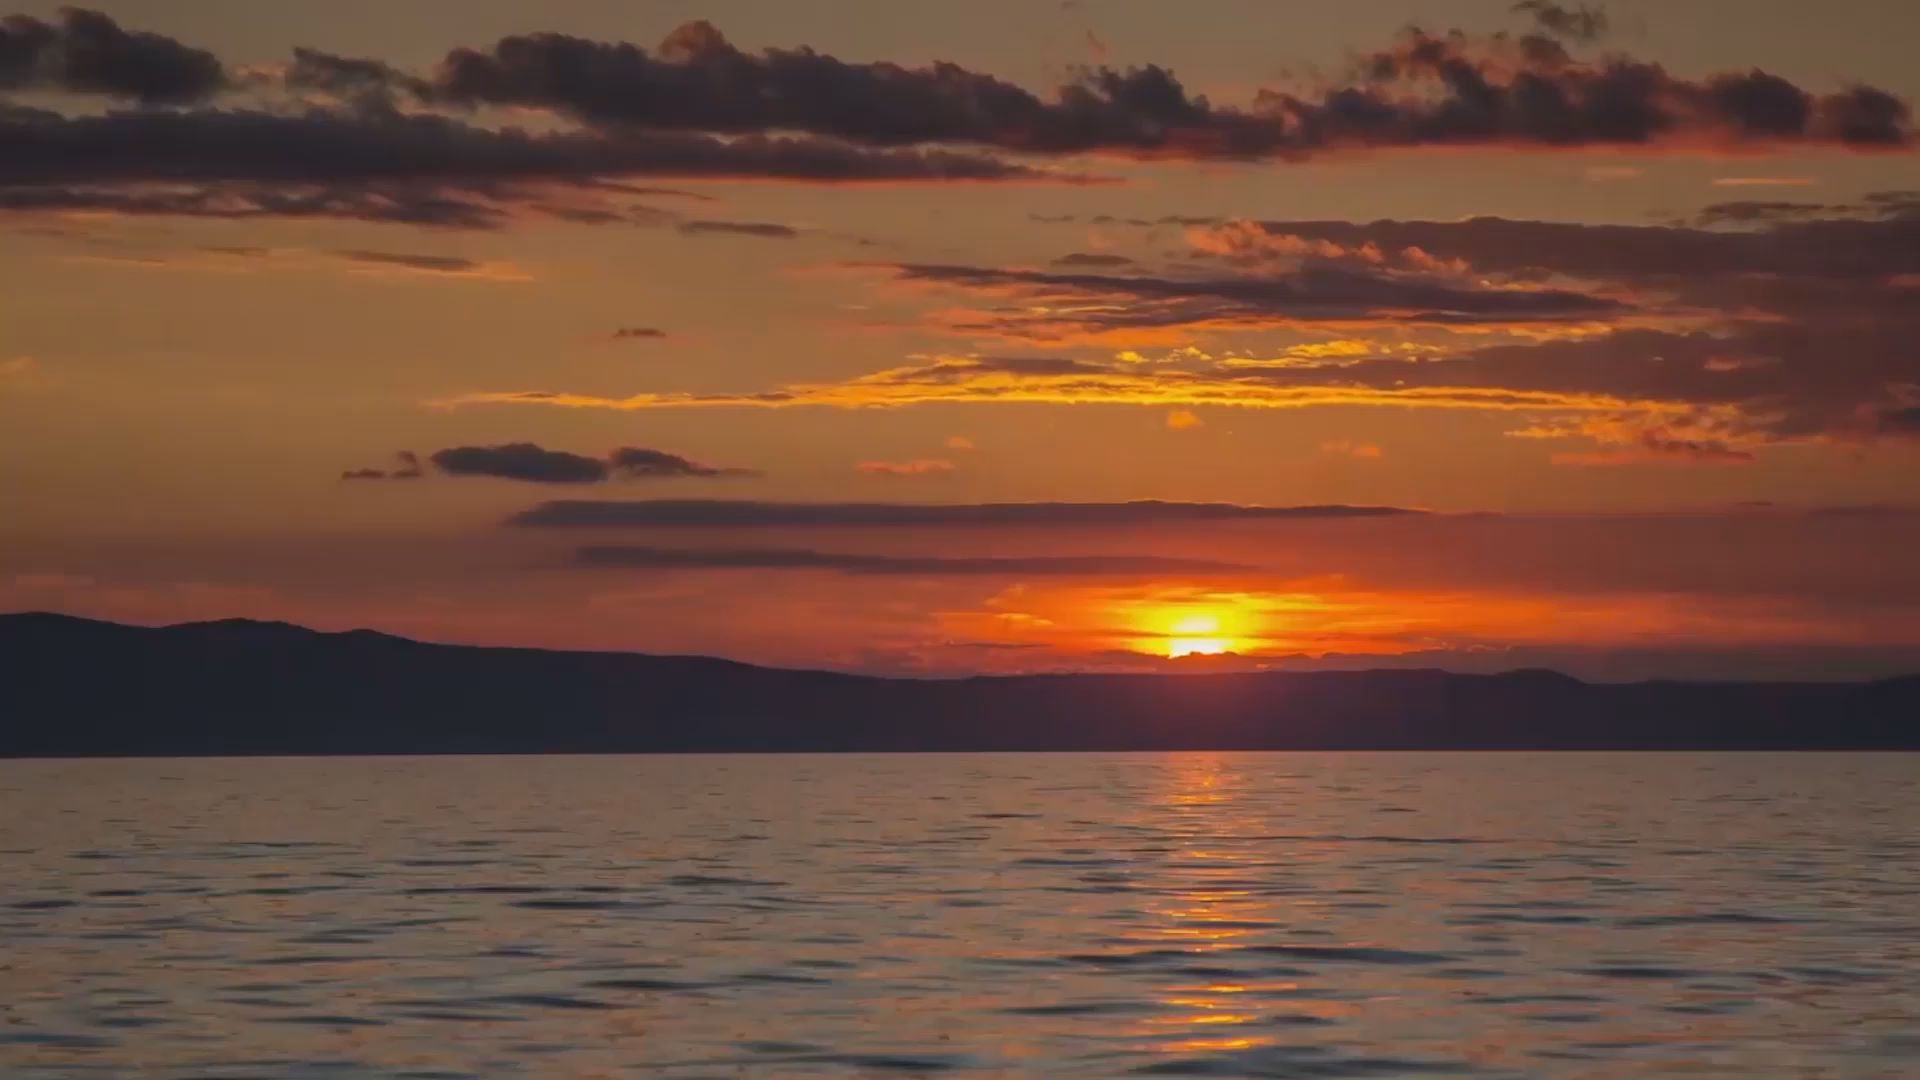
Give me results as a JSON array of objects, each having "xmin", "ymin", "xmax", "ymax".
[{"xmin": 2, "ymin": 613, "xmax": 1915, "ymax": 755}]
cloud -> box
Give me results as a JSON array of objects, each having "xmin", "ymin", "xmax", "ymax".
[
  {"xmin": 1330, "ymin": 28, "xmax": 1910, "ymax": 149},
  {"xmin": 508, "ymin": 499, "xmax": 1424, "ymax": 528},
  {"xmin": 1319, "ymin": 440, "xmax": 1384, "ymax": 459},
  {"xmin": 410, "ymin": 18, "xmax": 1908, "ymax": 155},
  {"xmin": 1051, "ymin": 252, "xmax": 1135, "ymax": 268},
  {"xmin": 572, "ymin": 545, "xmax": 1250, "ymax": 576},
  {"xmin": 936, "ymin": 208, "xmax": 1920, "ymax": 446},
  {"xmin": 0, "ymin": 103, "xmax": 1068, "ymax": 228},
  {"xmin": 1165, "ymin": 409, "xmax": 1203, "ymax": 430},
  {"xmin": 1551, "ymin": 427, "xmax": 1757, "ymax": 465},
  {"xmin": 944, "ymin": 435, "xmax": 976, "ymax": 451},
  {"xmin": 1512, "ymin": 1, "xmax": 1608, "ymax": 42},
  {"xmin": 446, "ymin": 270, "xmax": 1917, "ymax": 448},
  {"xmin": 1208, "ymin": 207, "xmax": 1920, "ymax": 281},
  {"xmin": 0, "ymin": 108, "xmax": 1055, "ymax": 188},
  {"xmin": 330, "ymin": 249, "xmax": 532, "ymax": 281},
  {"xmin": 856, "ymin": 458, "xmax": 956, "ymax": 476},
  {"xmin": 607, "ymin": 447, "xmax": 759, "ymax": 478},
  {"xmin": 676, "ymin": 219, "xmax": 800, "ymax": 238},
  {"xmin": 1691, "ymin": 200, "xmax": 1849, "ymax": 227},
  {"xmin": 0, "ymin": 179, "xmax": 528, "ymax": 229},
  {"xmin": 442, "ymin": 352, "xmax": 1652, "ymax": 420},
  {"xmin": 47, "ymin": 243, "xmax": 539, "ymax": 282},
  {"xmin": 1513, "ymin": 413, "xmax": 1762, "ymax": 464},
  {"xmin": 1711, "ymin": 176, "xmax": 1818, "ymax": 188},
  {"xmin": 357, "ymin": 443, "xmax": 757, "ymax": 483},
  {"xmin": 1689, "ymin": 191, "xmax": 1919, "ymax": 228},
  {"xmin": 430, "ymin": 444, "xmax": 615, "ymax": 484},
  {"xmin": 869, "ymin": 258, "xmax": 1625, "ymax": 341},
  {"xmin": 611, "ymin": 326, "xmax": 666, "ymax": 340},
  {"xmin": 0, "ymin": 8, "xmax": 227, "ymax": 103},
  {"xmin": 1874, "ymin": 405, "xmax": 1920, "ymax": 437},
  {"xmin": 339, "ymin": 451, "xmax": 424, "ymax": 481},
  {"xmin": 1, "ymin": 9, "xmax": 1906, "ymax": 244},
  {"xmin": 284, "ymin": 46, "xmax": 432, "ymax": 105}
]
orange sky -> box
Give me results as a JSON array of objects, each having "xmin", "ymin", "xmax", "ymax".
[{"xmin": 3, "ymin": 1, "xmax": 1919, "ymax": 678}]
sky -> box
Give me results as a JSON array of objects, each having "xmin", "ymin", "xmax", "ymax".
[{"xmin": 3, "ymin": 0, "xmax": 1920, "ymax": 679}]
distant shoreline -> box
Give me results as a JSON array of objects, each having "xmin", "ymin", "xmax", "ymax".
[{"xmin": 5, "ymin": 613, "xmax": 1917, "ymax": 755}]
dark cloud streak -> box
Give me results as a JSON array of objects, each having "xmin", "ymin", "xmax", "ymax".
[
  {"xmin": 0, "ymin": 106, "xmax": 1050, "ymax": 188},
  {"xmin": 883, "ymin": 259, "xmax": 1626, "ymax": 331},
  {"xmin": 572, "ymin": 545, "xmax": 1250, "ymax": 576},
  {"xmin": 676, "ymin": 219, "xmax": 799, "ymax": 238},
  {"xmin": 511, "ymin": 499, "xmax": 1424, "ymax": 528}
]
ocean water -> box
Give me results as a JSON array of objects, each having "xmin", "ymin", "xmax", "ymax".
[{"xmin": 2, "ymin": 753, "xmax": 1917, "ymax": 1078}]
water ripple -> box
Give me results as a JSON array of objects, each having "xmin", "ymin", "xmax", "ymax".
[{"xmin": 2, "ymin": 751, "xmax": 1916, "ymax": 1077}]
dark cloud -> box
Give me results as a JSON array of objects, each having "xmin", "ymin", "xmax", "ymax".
[
  {"xmin": 1692, "ymin": 190, "xmax": 1920, "ymax": 227},
  {"xmin": 676, "ymin": 219, "xmax": 799, "ymax": 238},
  {"xmin": 608, "ymin": 185, "xmax": 716, "ymax": 202},
  {"xmin": 425, "ymin": 443, "xmax": 755, "ymax": 484},
  {"xmin": 1876, "ymin": 406, "xmax": 1920, "ymax": 437},
  {"xmin": 881, "ymin": 259, "xmax": 1625, "ymax": 335},
  {"xmin": 405, "ymin": 19, "xmax": 1908, "ymax": 155},
  {"xmin": 1512, "ymin": 1, "xmax": 1608, "ymax": 42},
  {"xmin": 509, "ymin": 499, "xmax": 1424, "ymax": 528},
  {"xmin": 1183, "ymin": 211, "xmax": 1920, "ymax": 441},
  {"xmin": 1636, "ymin": 430, "xmax": 1755, "ymax": 462},
  {"xmin": 607, "ymin": 447, "xmax": 759, "ymax": 478},
  {"xmin": 332, "ymin": 249, "xmax": 491, "ymax": 274},
  {"xmin": 0, "ymin": 102, "xmax": 1063, "ymax": 228},
  {"xmin": 0, "ymin": 180, "xmax": 524, "ymax": 228},
  {"xmin": 2, "ymin": 10, "xmax": 1903, "ymax": 243},
  {"xmin": 284, "ymin": 46, "xmax": 432, "ymax": 104},
  {"xmin": 0, "ymin": 8, "xmax": 227, "ymax": 103},
  {"xmin": 339, "ymin": 451, "xmax": 423, "ymax": 481},
  {"xmin": 0, "ymin": 106, "xmax": 1051, "ymax": 188},
  {"xmin": 425, "ymin": 21, "xmax": 1277, "ymax": 156},
  {"xmin": 1554, "ymin": 426, "xmax": 1758, "ymax": 466},
  {"xmin": 1320, "ymin": 29, "xmax": 1910, "ymax": 149},
  {"xmin": 1234, "ymin": 210, "xmax": 1920, "ymax": 285},
  {"xmin": 1692, "ymin": 200, "xmax": 1851, "ymax": 227},
  {"xmin": 431, "ymin": 444, "xmax": 610, "ymax": 484},
  {"xmin": 611, "ymin": 326, "xmax": 667, "ymax": 340},
  {"xmin": 1865, "ymin": 190, "xmax": 1920, "ymax": 218},
  {"xmin": 1050, "ymin": 252, "xmax": 1134, "ymax": 267},
  {"xmin": 572, "ymin": 545, "xmax": 1249, "ymax": 576}
]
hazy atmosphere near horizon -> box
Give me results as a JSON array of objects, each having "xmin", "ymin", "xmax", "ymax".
[{"xmin": 5, "ymin": 0, "xmax": 1920, "ymax": 681}]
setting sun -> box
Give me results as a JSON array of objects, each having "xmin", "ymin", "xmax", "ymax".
[{"xmin": 1168, "ymin": 613, "xmax": 1230, "ymax": 658}]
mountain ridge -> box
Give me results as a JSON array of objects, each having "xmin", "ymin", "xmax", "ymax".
[{"xmin": 3, "ymin": 612, "xmax": 1915, "ymax": 755}]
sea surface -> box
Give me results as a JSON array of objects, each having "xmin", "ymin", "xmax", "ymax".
[{"xmin": 2, "ymin": 753, "xmax": 1917, "ymax": 1078}]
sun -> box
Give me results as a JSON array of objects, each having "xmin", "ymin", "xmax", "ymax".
[{"xmin": 1168, "ymin": 613, "xmax": 1228, "ymax": 658}]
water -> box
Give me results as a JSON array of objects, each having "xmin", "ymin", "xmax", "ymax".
[{"xmin": 2, "ymin": 753, "xmax": 1917, "ymax": 1078}]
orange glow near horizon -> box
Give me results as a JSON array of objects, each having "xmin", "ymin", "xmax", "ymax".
[{"xmin": 929, "ymin": 575, "xmax": 1917, "ymax": 671}]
